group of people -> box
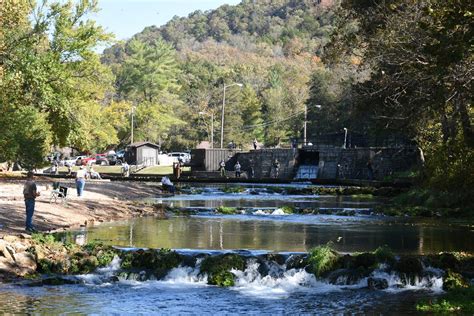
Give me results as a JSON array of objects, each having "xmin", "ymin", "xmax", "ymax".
[{"xmin": 218, "ymin": 158, "xmax": 280, "ymax": 179}]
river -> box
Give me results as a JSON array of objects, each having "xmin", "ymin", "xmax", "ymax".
[{"xmin": 0, "ymin": 183, "xmax": 471, "ymax": 314}]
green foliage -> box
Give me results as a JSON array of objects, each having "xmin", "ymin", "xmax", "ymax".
[
  {"xmin": 31, "ymin": 233, "xmax": 58, "ymax": 245},
  {"xmin": 1, "ymin": 0, "xmax": 114, "ymax": 164},
  {"xmin": 417, "ymin": 286, "xmax": 474, "ymax": 313},
  {"xmin": 308, "ymin": 245, "xmax": 340, "ymax": 277},
  {"xmin": 327, "ymin": 0, "xmax": 473, "ymax": 207},
  {"xmin": 443, "ymin": 270, "xmax": 470, "ymax": 292}
]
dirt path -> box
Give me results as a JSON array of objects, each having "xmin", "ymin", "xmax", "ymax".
[{"xmin": 0, "ymin": 178, "xmax": 166, "ymax": 236}]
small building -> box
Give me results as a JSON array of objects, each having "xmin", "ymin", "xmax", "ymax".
[{"xmin": 124, "ymin": 142, "xmax": 160, "ymax": 166}]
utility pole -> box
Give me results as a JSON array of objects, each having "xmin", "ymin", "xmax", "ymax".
[{"xmin": 220, "ymin": 86, "xmax": 226, "ymax": 149}]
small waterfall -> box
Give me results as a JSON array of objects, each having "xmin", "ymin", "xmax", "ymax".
[{"xmin": 72, "ymin": 252, "xmax": 445, "ymax": 296}]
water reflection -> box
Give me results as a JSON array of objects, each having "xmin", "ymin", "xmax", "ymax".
[{"xmin": 73, "ymin": 215, "xmax": 474, "ymax": 254}]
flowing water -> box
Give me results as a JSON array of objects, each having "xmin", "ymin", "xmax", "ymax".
[{"xmin": 1, "ymin": 183, "xmax": 472, "ymax": 314}]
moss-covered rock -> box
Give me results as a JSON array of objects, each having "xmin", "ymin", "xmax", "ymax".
[
  {"xmin": 373, "ymin": 245, "xmax": 396, "ymax": 266},
  {"xmin": 118, "ymin": 249, "xmax": 182, "ymax": 279},
  {"xmin": 307, "ymin": 245, "xmax": 340, "ymax": 277},
  {"xmin": 394, "ymin": 257, "xmax": 423, "ymax": 275},
  {"xmin": 199, "ymin": 254, "xmax": 246, "ymax": 287},
  {"xmin": 443, "ymin": 270, "xmax": 470, "ymax": 291},
  {"xmin": 215, "ymin": 206, "xmax": 238, "ymax": 214},
  {"xmin": 426, "ymin": 253, "xmax": 460, "ymax": 271},
  {"xmin": 353, "ymin": 253, "xmax": 377, "ymax": 270}
]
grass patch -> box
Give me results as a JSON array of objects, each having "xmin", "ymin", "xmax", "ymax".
[{"xmin": 137, "ymin": 165, "xmax": 190, "ymax": 175}]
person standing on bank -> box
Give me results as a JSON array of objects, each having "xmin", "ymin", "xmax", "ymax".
[
  {"xmin": 253, "ymin": 139, "xmax": 258, "ymax": 150},
  {"xmin": 23, "ymin": 171, "xmax": 40, "ymax": 232},
  {"xmin": 75, "ymin": 166, "xmax": 87, "ymax": 197},
  {"xmin": 234, "ymin": 161, "xmax": 241, "ymax": 178},
  {"xmin": 219, "ymin": 160, "xmax": 226, "ymax": 177}
]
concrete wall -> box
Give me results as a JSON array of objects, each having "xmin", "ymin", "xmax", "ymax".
[
  {"xmin": 316, "ymin": 146, "xmax": 420, "ymax": 180},
  {"xmin": 232, "ymin": 149, "xmax": 297, "ymax": 179},
  {"xmin": 190, "ymin": 146, "xmax": 420, "ymax": 180}
]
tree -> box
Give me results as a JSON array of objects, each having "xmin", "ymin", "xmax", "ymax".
[
  {"xmin": 0, "ymin": 0, "xmax": 113, "ymax": 167},
  {"xmin": 113, "ymin": 39, "xmax": 185, "ymax": 146},
  {"xmin": 325, "ymin": 0, "xmax": 473, "ymax": 197}
]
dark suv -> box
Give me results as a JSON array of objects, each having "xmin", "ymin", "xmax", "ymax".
[{"xmin": 107, "ymin": 154, "xmax": 122, "ymax": 165}]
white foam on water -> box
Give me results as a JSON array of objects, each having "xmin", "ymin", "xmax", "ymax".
[
  {"xmin": 162, "ymin": 265, "xmax": 208, "ymax": 285},
  {"xmin": 230, "ymin": 261, "xmax": 340, "ymax": 299},
  {"xmin": 251, "ymin": 209, "xmax": 289, "ymax": 216},
  {"xmin": 78, "ymin": 256, "xmax": 122, "ymax": 286},
  {"xmin": 368, "ymin": 268, "xmax": 444, "ymax": 293},
  {"xmin": 272, "ymin": 209, "xmax": 289, "ymax": 216}
]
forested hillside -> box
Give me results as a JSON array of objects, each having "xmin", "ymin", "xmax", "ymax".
[{"xmin": 101, "ymin": 0, "xmax": 343, "ymax": 150}]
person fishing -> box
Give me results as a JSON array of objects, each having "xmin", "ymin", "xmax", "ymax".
[{"xmin": 23, "ymin": 171, "xmax": 40, "ymax": 232}]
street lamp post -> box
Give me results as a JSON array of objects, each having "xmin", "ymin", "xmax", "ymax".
[
  {"xmin": 220, "ymin": 83, "xmax": 243, "ymax": 149},
  {"xmin": 303, "ymin": 104, "xmax": 321, "ymax": 146},
  {"xmin": 199, "ymin": 111, "xmax": 214, "ymax": 149}
]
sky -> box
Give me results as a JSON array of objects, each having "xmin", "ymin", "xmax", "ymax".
[{"xmin": 91, "ymin": 0, "xmax": 242, "ymax": 41}]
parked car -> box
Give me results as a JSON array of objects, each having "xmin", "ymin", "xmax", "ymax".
[
  {"xmin": 168, "ymin": 152, "xmax": 191, "ymax": 163},
  {"xmin": 95, "ymin": 154, "xmax": 108, "ymax": 165},
  {"xmin": 107, "ymin": 154, "xmax": 122, "ymax": 166},
  {"xmin": 77, "ymin": 156, "xmax": 95, "ymax": 166}
]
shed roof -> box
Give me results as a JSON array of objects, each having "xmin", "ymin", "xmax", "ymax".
[{"xmin": 127, "ymin": 142, "xmax": 160, "ymax": 149}]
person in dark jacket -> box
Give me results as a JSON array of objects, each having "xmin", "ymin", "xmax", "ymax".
[{"xmin": 23, "ymin": 171, "xmax": 40, "ymax": 232}]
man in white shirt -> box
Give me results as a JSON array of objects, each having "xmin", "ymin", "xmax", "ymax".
[{"xmin": 161, "ymin": 176, "xmax": 175, "ymax": 193}]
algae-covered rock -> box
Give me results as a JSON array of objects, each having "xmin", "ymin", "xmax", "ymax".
[{"xmin": 199, "ymin": 253, "xmax": 246, "ymax": 287}]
